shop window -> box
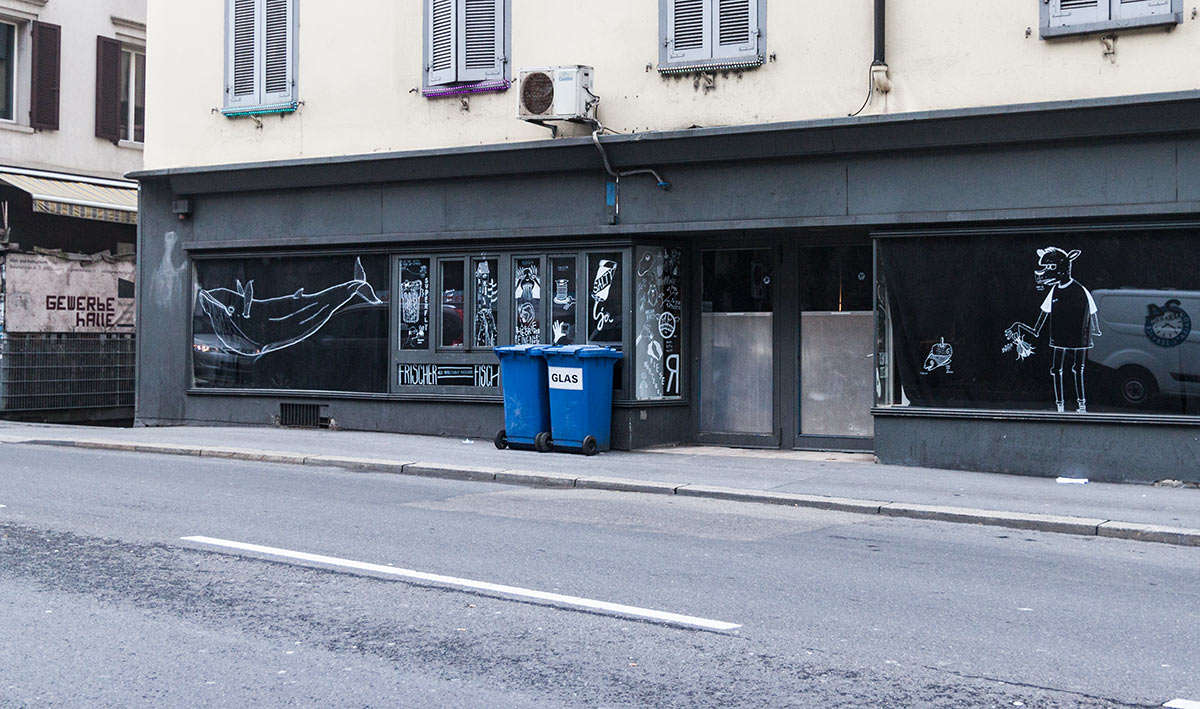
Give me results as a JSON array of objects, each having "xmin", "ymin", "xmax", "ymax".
[
  {"xmin": 634, "ymin": 246, "xmax": 684, "ymax": 399},
  {"xmin": 440, "ymin": 258, "xmax": 464, "ymax": 348},
  {"xmin": 398, "ymin": 257, "xmax": 431, "ymax": 350},
  {"xmin": 191, "ymin": 255, "xmax": 390, "ymax": 392},
  {"xmin": 549, "ymin": 256, "xmax": 577, "ymax": 345},
  {"xmin": 1040, "ymin": 0, "xmax": 1182, "ymax": 38},
  {"xmin": 876, "ymin": 228, "xmax": 1200, "ymax": 416},
  {"xmin": 472, "ymin": 257, "xmax": 499, "ymax": 347},
  {"xmin": 588, "ymin": 252, "xmax": 623, "ymax": 346},
  {"xmin": 513, "ymin": 256, "xmax": 542, "ymax": 345}
]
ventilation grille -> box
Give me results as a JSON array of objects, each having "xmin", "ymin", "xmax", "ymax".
[
  {"xmin": 279, "ymin": 402, "xmax": 328, "ymax": 428},
  {"xmin": 520, "ymin": 71, "xmax": 554, "ymax": 115}
]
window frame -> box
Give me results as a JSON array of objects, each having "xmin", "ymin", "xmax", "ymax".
[
  {"xmin": 0, "ymin": 19, "xmax": 16, "ymax": 123},
  {"xmin": 1040, "ymin": 0, "xmax": 1183, "ymax": 39},
  {"xmin": 421, "ymin": 0, "xmax": 511, "ymax": 96},
  {"xmin": 658, "ymin": 0, "xmax": 767, "ymax": 74},
  {"xmin": 222, "ymin": 0, "xmax": 298, "ymax": 116},
  {"xmin": 119, "ymin": 46, "xmax": 145, "ymax": 143}
]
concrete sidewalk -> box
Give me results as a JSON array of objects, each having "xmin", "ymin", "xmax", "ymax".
[{"xmin": 2, "ymin": 420, "xmax": 1198, "ymax": 547}]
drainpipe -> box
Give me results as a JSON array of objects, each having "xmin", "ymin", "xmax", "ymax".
[{"xmin": 871, "ymin": 0, "xmax": 892, "ymax": 93}]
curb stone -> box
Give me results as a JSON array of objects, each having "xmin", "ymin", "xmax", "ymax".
[{"xmin": 12, "ymin": 437, "xmax": 1200, "ymax": 548}]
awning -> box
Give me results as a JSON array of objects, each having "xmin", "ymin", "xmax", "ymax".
[{"xmin": 0, "ymin": 169, "xmax": 138, "ymax": 225}]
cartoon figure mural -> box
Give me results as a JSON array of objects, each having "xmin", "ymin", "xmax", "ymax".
[
  {"xmin": 197, "ymin": 257, "xmax": 383, "ymax": 359},
  {"xmin": 1005, "ymin": 247, "xmax": 1102, "ymax": 412},
  {"xmin": 922, "ymin": 338, "xmax": 953, "ymax": 374}
]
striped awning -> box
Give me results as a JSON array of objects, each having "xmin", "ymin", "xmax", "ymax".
[{"xmin": 0, "ymin": 170, "xmax": 138, "ymax": 225}]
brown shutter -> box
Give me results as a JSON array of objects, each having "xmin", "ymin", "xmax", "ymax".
[
  {"xmin": 30, "ymin": 21, "xmax": 61, "ymax": 130},
  {"xmin": 95, "ymin": 36, "xmax": 122, "ymax": 142}
]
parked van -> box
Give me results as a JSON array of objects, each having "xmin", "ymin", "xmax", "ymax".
[{"xmin": 1088, "ymin": 289, "xmax": 1200, "ymax": 407}]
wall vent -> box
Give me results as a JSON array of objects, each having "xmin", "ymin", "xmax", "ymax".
[{"xmin": 279, "ymin": 402, "xmax": 327, "ymax": 428}]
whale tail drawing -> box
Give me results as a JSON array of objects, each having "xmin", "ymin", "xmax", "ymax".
[{"xmin": 352, "ymin": 257, "xmax": 383, "ymax": 305}]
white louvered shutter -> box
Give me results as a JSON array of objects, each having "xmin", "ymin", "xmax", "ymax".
[
  {"xmin": 225, "ymin": 0, "xmax": 260, "ymax": 109},
  {"xmin": 1048, "ymin": 0, "xmax": 1108, "ymax": 28},
  {"xmin": 260, "ymin": 0, "xmax": 295, "ymax": 105},
  {"xmin": 666, "ymin": 0, "xmax": 711, "ymax": 63},
  {"xmin": 458, "ymin": 0, "xmax": 504, "ymax": 82},
  {"xmin": 713, "ymin": 0, "xmax": 758, "ymax": 60},
  {"xmin": 1113, "ymin": 0, "xmax": 1173, "ymax": 20},
  {"xmin": 426, "ymin": 0, "xmax": 458, "ymax": 85}
]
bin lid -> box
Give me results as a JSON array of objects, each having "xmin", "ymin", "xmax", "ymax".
[
  {"xmin": 494, "ymin": 344, "xmax": 549, "ymax": 357},
  {"xmin": 542, "ymin": 344, "xmax": 624, "ymax": 359}
]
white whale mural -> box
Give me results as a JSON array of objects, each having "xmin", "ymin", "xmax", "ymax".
[{"xmin": 197, "ymin": 257, "xmax": 383, "ymax": 358}]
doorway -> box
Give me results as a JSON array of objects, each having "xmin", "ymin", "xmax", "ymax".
[{"xmin": 697, "ymin": 248, "xmax": 778, "ymax": 446}]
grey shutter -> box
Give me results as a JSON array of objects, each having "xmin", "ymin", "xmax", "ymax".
[
  {"xmin": 260, "ymin": 0, "xmax": 295, "ymax": 105},
  {"xmin": 1113, "ymin": 0, "xmax": 1173, "ymax": 20},
  {"xmin": 426, "ymin": 0, "xmax": 458, "ymax": 86},
  {"xmin": 1048, "ymin": 0, "xmax": 1108, "ymax": 28},
  {"xmin": 666, "ymin": 0, "xmax": 711, "ymax": 63},
  {"xmin": 458, "ymin": 0, "xmax": 503, "ymax": 82},
  {"xmin": 225, "ymin": 0, "xmax": 260, "ymax": 109},
  {"xmin": 713, "ymin": 0, "xmax": 758, "ymax": 60}
]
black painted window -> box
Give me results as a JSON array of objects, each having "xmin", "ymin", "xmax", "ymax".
[
  {"xmin": 192, "ymin": 255, "xmax": 389, "ymax": 392},
  {"xmin": 877, "ymin": 229, "xmax": 1200, "ymax": 416}
]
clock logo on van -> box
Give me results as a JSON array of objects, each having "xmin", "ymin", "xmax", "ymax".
[{"xmin": 1144, "ymin": 299, "xmax": 1191, "ymax": 348}]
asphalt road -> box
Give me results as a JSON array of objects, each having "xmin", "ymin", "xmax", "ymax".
[{"xmin": 0, "ymin": 443, "xmax": 1196, "ymax": 707}]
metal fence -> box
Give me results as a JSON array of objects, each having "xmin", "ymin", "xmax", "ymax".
[{"xmin": 0, "ymin": 333, "xmax": 135, "ymax": 412}]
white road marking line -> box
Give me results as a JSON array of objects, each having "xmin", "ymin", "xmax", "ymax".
[
  {"xmin": 1165, "ymin": 700, "xmax": 1200, "ymax": 709},
  {"xmin": 181, "ymin": 535, "xmax": 741, "ymax": 631}
]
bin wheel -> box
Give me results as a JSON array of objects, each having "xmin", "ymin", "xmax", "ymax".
[
  {"xmin": 581, "ymin": 435, "xmax": 598, "ymax": 456},
  {"xmin": 494, "ymin": 429, "xmax": 508, "ymax": 450},
  {"xmin": 535, "ymin": 431, "xmax": 553, "ymax": 453}
]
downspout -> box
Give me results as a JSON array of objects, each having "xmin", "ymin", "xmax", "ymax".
[{"xmin": 871, "ymin": 0, "xmax": 892, "ymax": 93}]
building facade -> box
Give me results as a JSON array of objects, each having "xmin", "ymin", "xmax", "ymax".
[
  {"xmin": 135, "ymin": 0, "xmax": 1200, "ymax": 482},
  {"xmin": 0, "ymin": 0, "xmax": 144, "ymax": 420}
]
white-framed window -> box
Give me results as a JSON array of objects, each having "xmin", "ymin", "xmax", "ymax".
[
  {"xmin": 0, "ymin": 20, "xmax": 17, "ymax": 122},
  {"xmin": 223, "ymin": 0, "xmax": 297, "ymax": 114},
  {"xmin": 119, "ymin": 47, "xmax": 144, "ymax": 142},
  {"xmin": 423, "ymin": 0, "xmax": 507, "ymax": 90},
  {"xmin": 1041, "ymin": 0, "xmax": 1182, "ymax": 38},
  {"xmin": 659, "ymin": 0, "xmax": 765, "ymax": 73}
]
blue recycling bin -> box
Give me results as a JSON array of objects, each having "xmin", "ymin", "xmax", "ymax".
[
  {"xmin": 542, "ymin": 345, "xmax": 624, "ymax": 456},
  {"xmin": 493, "ymin": 344, "xmax": 553, "ymax": 452}
]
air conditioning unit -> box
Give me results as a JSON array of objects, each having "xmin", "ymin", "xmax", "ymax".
[{"xmin": 517, "ymin": 66, "xmax": 594, "ymax": 122}]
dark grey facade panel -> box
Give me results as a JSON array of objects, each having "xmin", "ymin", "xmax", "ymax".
[
  {"xmin": 195, "ymin": 186, "xmax": 384, "ymax": 242},
  {"xmin": 873, "ymin": 413, "xmax": 1200, "ymax": 484}
]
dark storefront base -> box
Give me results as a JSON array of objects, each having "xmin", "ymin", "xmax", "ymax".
[
  {"xmin": 143, "ymin": 393, "xmax": 690, "ymax": 451},
  {"xmin": 874, "ymin": 411, "xmax": 1200, "ymax": 484}
]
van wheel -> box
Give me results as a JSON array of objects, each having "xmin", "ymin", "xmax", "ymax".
[{"xmin": 1116, "ymin": 366, "xmax": 1157, "ymax": 407}]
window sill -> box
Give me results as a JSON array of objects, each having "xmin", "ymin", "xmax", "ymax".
[
  {"xmin": 871, "ymin": 406, "xmax": 1200, "ymax": 426},
  {"xmin": 117, "ymin": 139, "xmax": 143, "ymax": 151},
  {"xmin": 657, "ymin": 57, "xmax": 764, "ymax": 75},
  {"xmin": 0, "ymin": 121, "xmax": 34, "ymax": 134},
  {"xmin": 422, "ymin": 79, "xmax": 510, "ymax": 98},
  {"xmin": 1041, "ymin": 12, "xmax": 1181, "ymax": 38},
  {"xmin": 221, "ymin": 101, "xmax": 299, "ymax": 118}
]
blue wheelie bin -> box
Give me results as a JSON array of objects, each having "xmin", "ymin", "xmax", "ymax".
[
  {"xmin": 493, "ymin": 344, "xmax": 553, "ymax": 452},
  {"xmin": 542, "ymin": 345, "xmax": 623, "ymax": 455}
]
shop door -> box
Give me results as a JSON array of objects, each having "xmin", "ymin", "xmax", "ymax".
[
  {"xmin": 697, "ymin": 248, "xmax": 779, "ymax": 446},
  {"xmin": 795, "ymin": 245, "xmax": 874, "ymax": 450}
]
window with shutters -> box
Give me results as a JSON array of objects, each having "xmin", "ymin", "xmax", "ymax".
[
  {"xmin": 0, "ymin": 21, "xmax": 15, "ymax": 122},
  {"xmin": 223, "ymin": 0, "xmax": 296, "ymax": 115},
  {"xmin": 423, "ymin": 0, "xmax": 509, "ymax": 95},
  {"xmin": 659, "ymin": 0, "xmax": 765, "ymax": 73},
  {"xmin": 1040, "ymin": 0, "xmax": 1182, "ymax": 38}
]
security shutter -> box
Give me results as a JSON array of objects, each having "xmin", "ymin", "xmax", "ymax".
[
  {"xmin": 426, "ymin": 0, "xmax": 458, "ymax": 86},
  {"xmin": 260, "ymin": 0, "xmax": 295, "ymax": 105},
  {"xmin": 1048, "ymin": 0, "xmax": 1108, "ymax": 28},
  {"xmin": 666, "ymin": 0, "xmax": 711, "ymax": 63},
  {"xmin": 95, "ymin": 37, "xmax": 122, "ymax": 142},
  {"xmin": 458, "ymin": 0, "xmax": 503, "ymax": 82},
  {"xmin": 30, "ymin": 21, "xmax": 60, "ymax": 130},
  {"xmin": 225, "ymin": 0, "xmax": 261, "ymax": 109},
  {"xmin": 1113, "ymin": 0, "xmax": 1173, "ymax": 20},
  {"xmin": 713, "ymin": 0, "xmax": 758, "ymax": 60}
]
